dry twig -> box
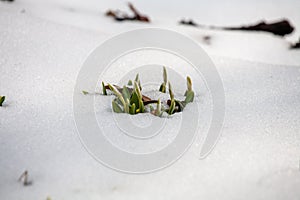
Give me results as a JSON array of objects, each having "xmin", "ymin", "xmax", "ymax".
[
  {"xmin": 105, "ymin": 2, "xmax": 150, "ymax": 22},
  {"xmin": 180, "ymin": 19, "xmax": 294, "ymax": 37},
  {"xmin": 18, "ymin": 170, "xmax": 32, "ymax": 186}
]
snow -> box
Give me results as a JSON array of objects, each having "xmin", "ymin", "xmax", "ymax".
[{"xmin": 0, "ymin": 0, "xmax": 300, "ymax": 199}]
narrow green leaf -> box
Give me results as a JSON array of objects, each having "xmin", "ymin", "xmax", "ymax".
[
  {"xmin": 184, "ymin": 90, "xmax": 194, "ymax": 104},
  {"xmin": 127, "ymin": 80, "xmax": 133, "ymax": 86},
  {"xmin": 0, "ymin": 96, "xmax": 5, "ymax": 106},
  {"xmin": 187, "ymin": 76, "xmax": 192, "ymax": 91},
  {"xmin": 159, "ymin": 83, "xmax": 166, "ymax": 93},
  {"xmin": 125, "ymin": 98, "xmax": 131, "ymax": 114},
  {"xmin": 129, "ymin": 103, "xmax": 136, "ymax": 115},
  {"xmin": 108, "ymin": 84, "xmax": 128, "ymax": 113},
  {"xmin": 133, "ymin": 80, "xmax": 144, "ymax": 113},
  {"xmin": 112, "ymin": 99, "xmax": 123, "ymax": 113},
  {"xmin": 134, "ymin": 81, "xmax": 142, "ymax": 100},
  {"xmin": 82, "ymin": 90, "xmax": 89, "ymax": 95},
  {"xmin": 134, "ymin": 73, "xmax": 142, "ymax": 90},
  {"xmin": 134, "ymin": 81, "xmax": 144, "ymax": 113},
  {"xmin": 155, "ymin": 98, "xmax": 163, "ymax": 116},
  {"xmin": 102, "ymin": 81, "xmax": 107, "ymax": 95},
  {"xmin": 138, "ymin": 80, "xmax": 142, "ymax": 90},
  {"xmin": 175, "ymin": 100, "xmax": 185, "ymax": 112},
  {"xmin": 184, "ymin": 76, "xmax": 193, "ymax": 96},
  {"xmin": 163, "ymin": 67, "xmax": 167, "ymax": 84},
  {"xmin": 157, "ymin": 99, "xmax": 161, "ymax": 112},
  {"xmin": 130, "ymin": 90, "xmax": 140, "ymax": 108},
  {"xmin": 135, "ymin": 73, "xmax": 139, "ymax": 82},
  {"xmin": 122, "ymin": 86, "xmax": 130, "ymax": 101},
  {"xmin": 168, "ymin": 99, "xmax": 176, "ymax": 115},
  {"xmin": 159, "ymin": 67, "xmax": 167, "ymax": 93},
  {"xmin": 108, "ymin": 84, "xmax": 122, "ymax": 99},
  {"xmin": 139, "ymin": 98, "xmax": 145, "ymax": 113},
  {"xmin": 168, "ymin": 81, "xmax": 174, "ymax": 100}
]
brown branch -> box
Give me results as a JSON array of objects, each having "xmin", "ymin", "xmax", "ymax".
[
  {"xmin": 18, "ymin": 170, "xmax": 32, "ymax": 186},
  {"xmin": 128, "ymin": 2, "xmax": 149, "ymax": 22},
  {"xmin": 180, "ymin": 19, "xmax": 294, "ymax": 37},
  {"xmin": 143, "ymin": 100, "xmax": 158, "ymax": 105},
  {"xmin": 105, "ymin": 2, "xmax": 150, "ymax": 23}
]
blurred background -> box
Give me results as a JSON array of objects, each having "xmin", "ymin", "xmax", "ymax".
[{"xmin": 1, "ymin": 0, "xmax": 300, "ymax": 64}]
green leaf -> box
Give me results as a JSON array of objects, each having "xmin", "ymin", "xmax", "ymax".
[
  {"xmin": 138, "ymin": 80, "xmax": 142, "ymax": 90},
  {"xmin": 155, "ymin": 98, "xmax": 163, "ymax": 116},
  {"xmin": 175, "ymin": 100, "xmax": 185, "ymax": 112},
  {"xmin": 138, "ymin": 98, "xmax": 145, "ymax": 113},
  {"xmin": 184, "ymin": 76, "xmax": 193, "ymax": 96},
  {"xmin": 168, "ymin": 99, "xmax": 176, "ymax": 115},
  {"xmin": 159, "ymin": 83, "xmax": 166, "ymax": 93},
  {"xmin": 108, "ymin": 84, "xmax": 128, "ymax": 113},
  {"xmin": 168, "ymin": 82, "xmax": 174, "ymax": 100},
  {"xmin": 163, "ymin": 67, "xmax": 167, "ymax": 84},
  {"xmin": 129, "ymin": 103, "xmax": 136, "ymax": 115},
  {"xmin": 187, "ymin": 76, "xmax": 192, "ymax": 91},
  {"xmin": 0, "ymin": 96, "xmax": 5, "ymax": 106},
  {"xmin": 112, "ymin": 99, "xmax": 123, "ymax": 113},
  {"xmin": 127, "ymin": 80, "xmax": 133, "ymax": 86},
  {"xmin": 184, "ymin": 90, "xmax": 194, "ymax": 104},
  {"xmin": 125, "ymin": 98, "xmax": 131, "ymax": 113},
  {"xmin": 122, "ymin": 86, "xmax": 130, "ymax": 101},
  {"xmin": 102, "ymin": 81, "xmax": 107, "ymax": 95},
  {"xmin": 130, "ymin": 90, "xmax": 140, "ymax": 108},
  {"xmin": 159, "ymin": 67, "xmax": 168, "ymax": 93},
  {"xmin": 133, "ymin": 81, "xmax": 145, "ymax": 113},
  {"xmin": 134, "ymin": 81, "xmax": 142, "ymax": 100},
  {"xmin": 108, "ymin": 84, "xmax": 121, "ymax": 98},
  {"xmin": 134, "ymin": 73, "xmax": 142, "ymax": 90},
  {"xmin": 82, "ymin": 90, "xmax": 89, "ymax": 95},
  {"xmin": 135, "ymin": 73, "xmax": 139, "ymax": 82}
]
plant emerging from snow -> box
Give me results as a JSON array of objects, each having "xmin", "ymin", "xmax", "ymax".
[
  {"xmin": 0, "ymin": 96, "xmax": 5, "ymax": 106},
  {"xmin": 101, "ymin": 67, "xmax": 195, "ymax": 117}
]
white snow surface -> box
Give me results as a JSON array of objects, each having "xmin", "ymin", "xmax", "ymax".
[{"xmin": 0, "ymin": 0, "xmax": 300, "ymax": 199}]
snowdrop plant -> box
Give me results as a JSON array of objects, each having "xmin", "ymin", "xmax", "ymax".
[
  {"xmin": 99, "ymin": 67, "xmax": 195, "ymax": 117},
  {"xmin": 107, "ymin": 81, "xmax": 146, "ymax": 115}
]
